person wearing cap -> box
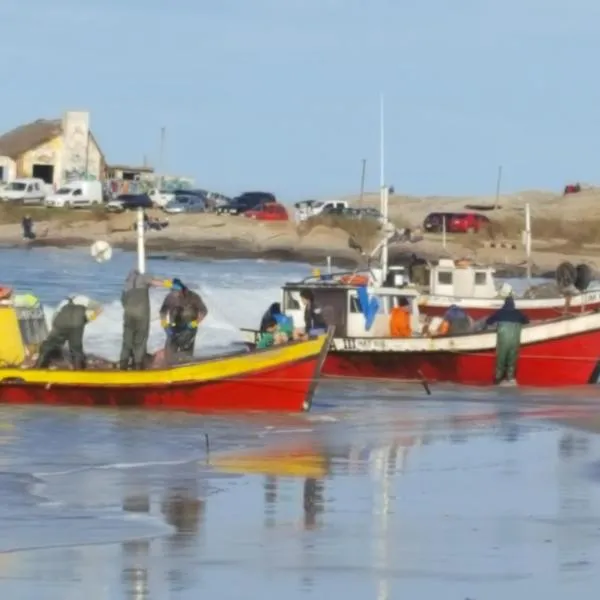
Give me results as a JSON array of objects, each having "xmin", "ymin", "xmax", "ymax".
[
  {"xmin": 120, "ymin": 269, "xmax": 171, "ymax": 370},
  {"xmin": 35, "ymin": 296, "xmax": 102, "ymax": 369},
  {"xmin": 159, "ymin": 278, "xmax": 208, "ymax": 363}
]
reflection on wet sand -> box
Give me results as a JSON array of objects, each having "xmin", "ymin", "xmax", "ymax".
[
  {"xmin": 8, "ymin": 397, "xmax": 600, "ymax": 599},
  {"xmin": 121, "ymin": 472, "xmax": 205, "ymax": 599}
]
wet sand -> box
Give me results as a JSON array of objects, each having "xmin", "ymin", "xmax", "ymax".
[{"xmin": 2, "ymin": 383, "xmax": 600, "ymax": 599}]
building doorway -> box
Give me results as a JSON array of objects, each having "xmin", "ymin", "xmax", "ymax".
[{"xmin": 32, "ymin": 164, "xmax": 54, "ymax": 185}]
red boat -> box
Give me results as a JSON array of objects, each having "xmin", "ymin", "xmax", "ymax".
[
  {"xmin": 241, "ymin": 282, "xmax": 600, "ymax": 387},
  {"xmin": 407, "ymin": 258, "xmax": 600, "ymax": 321},
  {"xmin": 0, "ymin": 296, "xmax": 332, "ymax": 413}
]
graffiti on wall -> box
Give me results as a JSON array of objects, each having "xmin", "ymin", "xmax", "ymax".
[
  {"xmin": 64, "ymin": 169, "xmax": 98, "ymax": 182},
  {"xmin": 104, "ymin": 175, "xmax": 195, "ymax": 197}
]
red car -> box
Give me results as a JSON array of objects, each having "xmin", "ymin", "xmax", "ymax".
[
  {"xmin": 244, "ymin": 202, "xmax": 289, "ymax": 221},
  {"xmin": 423, "ymin": 211, "xmax": 490, "ymax": 234}
]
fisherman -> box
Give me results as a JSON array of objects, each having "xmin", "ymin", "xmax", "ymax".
[
  {"xmin": 484, "ymin": 295, "xmax": 529, "ymax": 385},
  {"xmin": 256, "ymin": 317, "xmax": 287, "ymax": 349},
  {"xmin": 21, "ymin": 215, "xmax": 35, "ymax": 240},
  {"xmin": 429, "ymin": 304, "xmax": 472, "ymax": 337},
  {"xmin": 259, "ymin": 302, "xmax": 294, "ymax": 341},
  {"xmin": 159, "ymin": 278, "xmax": 208, "ymax": 363},
  {"xmin": 120, "ymin": 268, "xmax": 171, "ymax": 370},
  {"xmin": 389, "ymin": 297, "xmax": 412, "ymax": 337},
  {"xmin": 299, "ymin": 289, "xmax": 327, "ymax": 337},
  {"xmin": 35, "ymin": 296, "xmax": 102, "ymax": 369}
]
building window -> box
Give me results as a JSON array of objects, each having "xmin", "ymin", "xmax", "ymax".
[
  {"xmin": 474, "ymin": 272, "xmax": 487, "ymax": 285},
  {"xmin": 438, "ymin": 271, "xmax": 452, "ymax": 285}
]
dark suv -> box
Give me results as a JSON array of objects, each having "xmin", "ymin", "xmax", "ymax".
[{"xmin": 217, "ymin": 191, "xmax": 276, "ymax": 215}]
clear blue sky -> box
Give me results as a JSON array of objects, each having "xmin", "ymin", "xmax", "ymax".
[{"xmin": 2, "ymin": 0, "xmax": 599, "ymax": 201}]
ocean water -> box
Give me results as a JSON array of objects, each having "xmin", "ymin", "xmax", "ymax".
[{"xmin": 0, "ymin": 247, "xmax": 600, "ymax": 599}]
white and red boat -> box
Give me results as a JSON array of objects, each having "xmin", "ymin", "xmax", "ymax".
[
  {"xmin": 402, "ymin": 258, "xmax": 600, "ymax": 321},
  {"xmin": 241, "ymin": 280, "xmax": 600, "ymax": 387}
]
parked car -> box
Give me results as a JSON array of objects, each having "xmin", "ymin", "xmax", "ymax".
[
  {"xmin": 360, "ymin": 207, "xmax": 386, "ymax": 224},
  {"xmin": 423, "ymin": 212, "xmax": 490, "ymax": 234},
  {"xmin": 207, "ymin": 192, "xmax": 232, "ymax": 209},
  {"xmin": 106, "ymin": 193, "xmax": 153, "ymax": 213},
  {"xmin": 148, "ymin": 188, "xmax": 176, "ymax": 208},
  {"xmin": 0, "ymin": 178, "xmax": 47, "ymax": 205},
  {"xmin": 163, "ymin": 195, "xmax": 206, "ymax": 214},
  {"xmin": 45, "ymin": 181, "xmax": 103, "ymax": 208},
  {"xmin": 216, "ymin": 191, "xmax": 276, "ymax": 215},
  {"xmin": 244, "ymin": 202, "xmax": 289, "ymax": 221}
]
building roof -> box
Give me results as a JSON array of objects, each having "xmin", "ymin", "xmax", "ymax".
[
  {"xmin": 107, "ymin": 164, "xmax": 155, "ymax": 173},
  {"xmin": 0, "ymin": 119, "xmax": 62, "ymax": 159}
]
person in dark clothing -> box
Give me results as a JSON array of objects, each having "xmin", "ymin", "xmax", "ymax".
[
  {"xmin": 35, "ymin": 298, "xmax": 102, "ymax": 369},
  {"xmin": 259, "ymin": 302, "xmax": 294, "ymax": 339},
  {"xmin": 160, "ymin": 278, "xmax": 208, "ymax": 364},
  {"xmin": 428, "ymin": 304, "xmax": 472, "ymax": 336},
  {"xmin": 299, "ymin": 289, "xmax": 327, "ymax": 337},
  {"xmin": 22, "ymin": 215, "xmax": 35, "ymax": 240},
  {"xmin": 120, "ymin": 269, "xmax": 170, "ymax": 370},
  {"xmin": 260, "ymin": 302, "xmax": 282, "ymax": 332},
  {"xmin": 484, "ymin": 296, "xmax": 530, "ymax": 385}
]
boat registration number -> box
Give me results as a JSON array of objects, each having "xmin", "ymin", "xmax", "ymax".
[{"xmin": 338, "ymin": 338, "xmax": 387, "ymax": 351}]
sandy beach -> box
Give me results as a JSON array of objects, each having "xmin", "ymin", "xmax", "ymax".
[{"xmin": 1, "ymin": 187, "xmax": 598, "ymax": 276}]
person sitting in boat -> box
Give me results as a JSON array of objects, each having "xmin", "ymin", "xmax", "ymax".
[
  {"xmin": 483, "ymin": 295, "xmax": 529, "ymax": 385},
  {"xmin": 429, "ymin": 304, "xmax": 472, "ymax": 337},
  {"xmin": 256, "ymin": 317, "xmax": 288, "ymax": 349},
  {"xmin": 34, "ymin": 296, "xmax": 102, "ymax": 370},
  {"xmin": 299, "ymin": 290, "xmax": 327, "ymax": 338},
  {"xmin": 160, "ymin": 278, "xmax": 208, "ymax": 364},
  {"xmin": 389, "ymin": 297, "xmax": 412, "ymax": 337},
  {"xmin": 259, "ymin": 302, "xmax": 294, "ymax": 341}
]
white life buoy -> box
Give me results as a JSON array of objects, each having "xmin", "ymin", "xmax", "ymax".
[{"xmin": 90, "ymin": 240, "xmax": 113, "ymax": 263}]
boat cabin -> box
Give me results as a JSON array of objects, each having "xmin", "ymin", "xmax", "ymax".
[
  {"xmin": 426, "ymin": 259, "xmax": 497, "ymax": 299},
  {"xmin": 0, "ymin": 290, "xmax": 49, "ymax": 367},
  {"xmin": 281, "ymin": 280, "xmax": 422, "ymax": 338}
]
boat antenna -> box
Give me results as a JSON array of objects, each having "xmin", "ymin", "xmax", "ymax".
[{"xmin": 379, "ymin": 93, "xmax": 389, "ymax": 283}]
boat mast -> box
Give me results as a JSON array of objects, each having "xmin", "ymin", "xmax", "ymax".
[
  {"xmin": 136, "ymin": 207, "xmax": 146, "ymax": 273},
  {"xmin": 379, "ymin": 93, "xmax": 389, "ymax": 283}
]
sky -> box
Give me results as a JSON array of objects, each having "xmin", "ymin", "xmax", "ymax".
[{"xmin": 2, "ymin": 0, "xmax": 600, "ymax": 201}]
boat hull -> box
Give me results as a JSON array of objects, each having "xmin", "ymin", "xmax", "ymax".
[
  {"xmin": 323, "ymin": 335, "xmax": 600, "ymax": 387},
  {"xmin": 0, "ymin": 334, "xmax": 332, "ymax": 413},
  {"xmin": 241, "ymin": 319, "xmax": 600, "ymax": 387}
]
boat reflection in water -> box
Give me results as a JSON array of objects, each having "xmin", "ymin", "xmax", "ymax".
[{"xmin": 113, "ymin": 402, "xmax": 600, "ymax": 599}]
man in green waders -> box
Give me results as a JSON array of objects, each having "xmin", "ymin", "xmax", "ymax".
[
  {"xmin": 484, "ymin": 296, "xmax": 530, "ymax": 385},
  {"xmin": 120, "ymin": 269, "xmax": 171, "ymax": 370}
]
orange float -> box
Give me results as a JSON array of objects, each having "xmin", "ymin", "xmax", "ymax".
[{"xmin": 338, "ymin": 274, "xmax": 369, "ymax": 286}]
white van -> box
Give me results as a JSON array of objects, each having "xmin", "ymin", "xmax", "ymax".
[
  {"xmin": 45, "ymin": 181, "xmax": 103, "ymax": 208},
  {"xmin": 0, "ymin": 178, "xmax": 46, "ymax": 205}
]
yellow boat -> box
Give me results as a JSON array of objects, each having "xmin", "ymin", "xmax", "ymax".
[{"xmin": 0, "ymin": 292, "xmax": 333, "ymax": 413}]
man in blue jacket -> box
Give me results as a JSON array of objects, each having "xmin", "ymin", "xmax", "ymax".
[{"xmin": 484, "ymin": 296, "xmax": 530, "ymax": 385}]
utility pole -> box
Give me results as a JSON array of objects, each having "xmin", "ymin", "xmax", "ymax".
[
  {"xmin": 159, "ymin": 126, "xmax": 166, "ymax": 188},
  {"xmin": 359, "ymin": 158, "xmax": 367, "ymax": 207},
  {"xmin": 494, "ymin": 165, "xmax": 503, "ymax": 210}
]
